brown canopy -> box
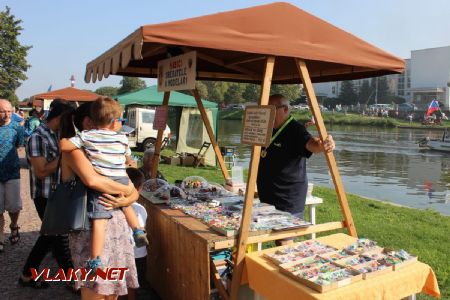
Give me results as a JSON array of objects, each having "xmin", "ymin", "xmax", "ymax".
[
  {"xmin": 85, "ymin": 2, "xmax": 404, "ymax": 84},
  {"xmin": 33, "ymin": 87, "xmax": 100, "ymax": 102}
]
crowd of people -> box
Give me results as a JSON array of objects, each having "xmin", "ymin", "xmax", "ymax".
[{"xmin": 0, "ymin": 97, "xmax": 158, "ymax": 300}]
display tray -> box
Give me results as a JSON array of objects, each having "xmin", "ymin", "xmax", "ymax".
[
  {"xmin": 263, "ymin": 241, "xmax": 337, "ymax": 266},
  {"xmin": 210, "ymin": 225, "xmax": 237, "ymax": 237},
  {"xmin": 140, "ymin": 191, "xmax": 169, "ymax": 204},
  {"xmin": 349, "ymin": 261, "xmax": 393, "ymax": 279},
  {"xmin": 361, "ymin": 248, "xmax": 418, "ymax": 271},
  {"xmin": 279, "ymin": 264, "xmax": 363, "ymax": 293},
  {"xmin": 318, "ymin": 249, "xmax": 353, "ymax": 262},
  {"xmin": 346, "ymin": 245, "xmax": 384, "ymax": 255}
]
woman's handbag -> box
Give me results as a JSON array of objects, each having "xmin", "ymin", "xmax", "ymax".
[{"xmin": 40, "ymin": 177, "xmax": 89, "ymax": 235}]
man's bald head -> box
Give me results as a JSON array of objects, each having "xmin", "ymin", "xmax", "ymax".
[
  {"xmin": 0, "ymin": 99, "xmax": 12, "ymax": 110},
  {"xmin": 269, "ymin": 94, "xmax": 289, "ymax": 107},
  {"xmin": 0, "ymin": 99, "xmax": 13, "ymax": 124}
]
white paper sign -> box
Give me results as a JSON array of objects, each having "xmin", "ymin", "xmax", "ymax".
[
  {"xmin": 241, "ymin": 105, "xmax": 275, "ymax": 146},
  {"xmin": 157, "ymin": 51, "xmax": 197, "ymax": 92}
]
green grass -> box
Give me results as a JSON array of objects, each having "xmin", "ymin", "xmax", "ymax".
[
  {"xmin": 219, "ymin": 109, "xmax": 450, "ymax": 129},
  {"xmin": 148, "ymin": 164, "xmax": 449, "ymax": 299}
]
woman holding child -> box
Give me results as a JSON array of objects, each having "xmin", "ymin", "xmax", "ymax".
[{"xmin": 59, "ymin": 99, "xmax": 140, "ymax": 300}]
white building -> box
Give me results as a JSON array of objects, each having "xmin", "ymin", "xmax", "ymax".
[
  {"xmin": 314, "ymin": 46, "xmax": 450, "ymax": 110},
  {"xmin": 410, "ymin": 46, "xmax": 450, "ymax": 109}
]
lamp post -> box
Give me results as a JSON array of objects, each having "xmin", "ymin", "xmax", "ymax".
[{"xmin": 70, "ymin": 75, "xmax": 75, "ymax": 87}]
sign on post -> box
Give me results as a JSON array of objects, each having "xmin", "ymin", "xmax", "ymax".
[
  {"xmin": 153, "ymin": 105, "xmax": 168, "ymax": 130},
  {"xmin": 241, "ymin": 105, "xmax": 275, "ymax": 146},
  {"xmin": 157, "ymin": 51, "xmax": 197, "ymax": 92}
]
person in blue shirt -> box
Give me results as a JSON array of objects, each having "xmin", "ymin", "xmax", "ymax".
[
  {"xmin": 0, "ymin": 99, "xmax": 24, "ymax": 253},
  {"xmin": 11, "ymin": 106, "xmax": 24, "ymax": 125}
]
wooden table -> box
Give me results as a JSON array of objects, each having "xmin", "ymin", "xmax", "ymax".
[{"xmin": 139, "ymin": 196, "xmax": 337, "ymax": 300}]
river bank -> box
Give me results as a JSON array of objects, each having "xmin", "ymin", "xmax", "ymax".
[
  {"xmin": 155, "ymin": 163, "xmax": 449, "ymax": 299},
  {"xmin": 219, "ymin": 109, "xmax": 450, "ymax": 129}
]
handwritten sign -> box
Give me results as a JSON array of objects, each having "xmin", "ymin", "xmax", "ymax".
[
  {"xmin": 241, "ymin": 105, "xmax": 275, "ymax": 146},
  {"xmin": 157, "ymin": 51, "xmax": 196, "ymax": 92},
  {"xmin": 153, "ymin": 105, "xmax": 168, "ymax": 130}
]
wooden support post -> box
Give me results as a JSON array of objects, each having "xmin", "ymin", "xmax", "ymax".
[
  {"xmin": 191, "ymin": 89, "xmax": 231, "ymax": 180},
  {"xmin": 295, "ymin": 58, "xmax": 357, "ymax": 237},
  {"xmin": 151, "ymin": 91, "xmax": 170, "ymax": 179},
  {"xmin": 229, "ymin": 56, "xmax": 275, "ymax": 300}
]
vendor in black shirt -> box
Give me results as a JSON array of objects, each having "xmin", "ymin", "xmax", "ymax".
[{"xmin": 257, "ymin": 94, "xmax": 335, "ymax": 219}]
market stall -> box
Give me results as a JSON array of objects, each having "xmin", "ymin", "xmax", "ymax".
[
  {"xmin": 31, "ymin": 86, "xmax": 100, "ymax": 108},
  {"xmin": 84, "ymin": 2, "xmax": 439, "ymax": 300}
]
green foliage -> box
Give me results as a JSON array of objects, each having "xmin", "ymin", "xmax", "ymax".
[
  {"xmin": 242, "ymin": 84, "xmax": 260, "ymax": 102},
  {"xmin": 224, "ymin": 83, "xmax": 244, "ymax": 104},
  {"xmin": 195, "ymin": 81, "xmax": 208, "ymax": 99},
  {"xmin": 271, "ymin": 84, "xmax": 301, "ymax": 102},
  {"xmin": 118, "ymin": 76, "xmax": 146, "ymax": 95},
  {"xmin": 95, "ymin": 86, "xmax": 119, "ymax": 97},
  {"xmin": 0, "ymin": 6, "xmax": 31, "ymax": 105},
  {"xmin": 370, "ymin": 77, "xmax": 391, "ymax": 104},
  {"xmin": 338, "ymin": 81, "xmax": 357, "ymax": 105},
  {"xmin": 357, "ymin": 80, "xmax": 372, "ymax": 105}
]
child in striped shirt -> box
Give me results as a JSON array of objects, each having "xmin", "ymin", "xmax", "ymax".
[{"xmin": 61, "ymin": 97, "xmax": 148, "ymax": 271}]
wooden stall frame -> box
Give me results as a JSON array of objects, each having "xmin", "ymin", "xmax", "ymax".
[{"xmin": 151, "ymin": 91, "xmax": 170, "ymax": 179}]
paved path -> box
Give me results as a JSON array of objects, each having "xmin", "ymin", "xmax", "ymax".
[{"xmin": 0, "ymin": 148, "xmax": 159, "ymax": 300}]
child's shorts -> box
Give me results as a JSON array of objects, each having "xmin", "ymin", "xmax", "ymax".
[{"xmin": 87, "ymin": 176, "xmax": 129, "ymax": 219}]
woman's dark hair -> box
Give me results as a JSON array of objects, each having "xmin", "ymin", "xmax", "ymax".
[
  {"xmin": 126, "ymin": 168, "xmax": 145, "ymax": 190},
  {"xmin": 73, "ymin": 102, "xmax": 93, "ymax": 132},
  {"xmin": 59, "ymin": 110, "xmax": 76, "ymax": 139},
  {"xmin": 60, "ymin": 102, "xmax": 94, "ymax": 139}
]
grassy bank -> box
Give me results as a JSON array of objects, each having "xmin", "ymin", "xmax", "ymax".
[
  {"xmin": 155, "ymin": 164, "xmax": 449, "ymax": 299},
  {"xmin": 219, "ymin": 109, "xmax": 450, "ymax": 129}
]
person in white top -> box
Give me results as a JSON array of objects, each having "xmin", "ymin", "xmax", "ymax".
[{"xmin": 125, "ymin": 168, "xmax": 148, "ymax": 300}]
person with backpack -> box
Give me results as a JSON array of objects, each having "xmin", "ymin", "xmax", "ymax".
[{"xmin": 24, "ymin": 109, "xmax": 43, "ymax": 138}]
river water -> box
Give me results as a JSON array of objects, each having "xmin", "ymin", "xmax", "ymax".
[{"xmin": 217, "ymin": 120, "xmax": 450, "ymax": 216}]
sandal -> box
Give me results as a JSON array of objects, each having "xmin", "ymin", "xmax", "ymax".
[
  {"xmin": 9, "ymin": 225, "xmax": 20, "ymax": 245},
  {"xmin": 18, "ymin": 275, "xmax": 50, "ymax": 289}
]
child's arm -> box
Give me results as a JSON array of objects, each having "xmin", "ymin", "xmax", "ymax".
[
  {"xmin": 125, "ymin": 155, "xmax": 137, "ymax": 167},
  {"xmin": 60, "ymin": 138, "xmax": 78, "ymax": 152}
]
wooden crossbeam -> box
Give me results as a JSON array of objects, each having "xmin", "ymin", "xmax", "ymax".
[
  {"xmin": 225, "ymin": 55, "xmax": 266, "ymax": 66},
  {"xmin": 194, "ymin": 50, "xmax": 258, "ymax": 76},
  {"xmin": 295, "ymin": 58, "xmax": 357, "ymax": 237},
  {"xmin": 213, "ymin": 222, "xmax": 345, "ymax": 250},
  {"xmin": 229, "ymin": 56, "xmax": 275, "ymax": 300}
]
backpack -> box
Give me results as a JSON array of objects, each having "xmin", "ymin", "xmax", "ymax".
[{"xmin": 24, "ymin": 117, "xmax": 36, "ymax": 138}]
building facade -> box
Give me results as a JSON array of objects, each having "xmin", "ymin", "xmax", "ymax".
[{"xmin": 314, "ymin": 46, "xmax": 450, "ymax": 110}]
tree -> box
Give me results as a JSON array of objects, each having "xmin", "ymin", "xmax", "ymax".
[
  {"xmin": 223, "ymin": 83, "xmax": 244, "ymax": 104},
  {"xmin": 0, "ymin": 7, "xmax": 31, "ymax": 105},
  {"xmin": 195, "ymin": 81, "xmax": 208, "ymax": 99},
  {"xmin": 338, "ymin": 81, "xmax": 357, "ymax": 105},
  {"xmin": 357, "ymin": 80, "xmax": 372, "ymax": 105},
  {"xmin": 370, "ymin": 76, "xmax": 391, "ymax": 104},
  {"xmin": 270, "ymin": 84, "xmax": 301, "ymax": 103},
  {"xmin": 95, "ymin": 86, "xmax": 119, "ymax": 98},
  {"xmin": 242, "ymin": 84, "xmax": 260, "ymax": 102},
  {"xmin": 117, "ymin": 77, "xmax": 146, "ymax": 95}
]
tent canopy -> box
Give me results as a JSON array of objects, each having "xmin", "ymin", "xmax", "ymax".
[
  {"xmin": 33, "ymin": 87, "xmax": 100, "ymax": 102},
  {"xmin": 85, "ymin": 2, "xmax": 404, "ymax": 85},
  {"xmin": 116, "ymin": 86, "xmax": 217, "ymax": 108}
]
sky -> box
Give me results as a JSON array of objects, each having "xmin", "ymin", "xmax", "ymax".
[{"xmin": 3, "ymin": 0, "xmax": 450, "ymax": 100}]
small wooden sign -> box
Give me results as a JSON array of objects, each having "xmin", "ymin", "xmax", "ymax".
[
  {"xmin": 157, "ymin": 51, "xmax": 197, "ymax": 92},
  {"xmin": 241, "ymin": 105, "xmax": 275, "ymax": 146},
  {"xmin": 153, "ymin": 105, "xmax": 168, "ymax": 130}
]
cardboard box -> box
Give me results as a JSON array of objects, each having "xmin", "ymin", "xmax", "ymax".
[{"xmin": 163, "ymin": 156, "xmax": 181, "ymax": 165}]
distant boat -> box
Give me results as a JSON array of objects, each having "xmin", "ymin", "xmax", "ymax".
[{"xmin": 418, "ymin": 129, "xmax": 450, "ymax": 152}]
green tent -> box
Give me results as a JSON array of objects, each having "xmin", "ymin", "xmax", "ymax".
[{"xmin": 116, "ymin": 85, "xmax": 218, "ymax": 127}]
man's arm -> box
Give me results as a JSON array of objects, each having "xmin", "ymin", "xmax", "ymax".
[
  {"xmin": 305, "ymin": 135, "xmax": 335, "ymax": 154},
  {"xmin": 29, "ymin": 156, "xmax": 59, "ymax": 179}
]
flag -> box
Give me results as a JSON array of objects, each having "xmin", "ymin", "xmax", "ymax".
[
  {"xmin": 426, "ymin": 100, "xmax": 440, "ymax": 117},
  {"xmin": 47, "ymin": 85, "xmax": 52, "ymax": 92}
]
